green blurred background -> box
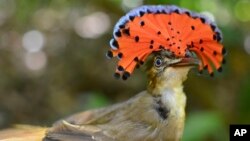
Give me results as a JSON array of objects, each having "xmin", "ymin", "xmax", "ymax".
[{"xmin": 0, "ymin": 0, "xmax": 249, "ymax": 140}]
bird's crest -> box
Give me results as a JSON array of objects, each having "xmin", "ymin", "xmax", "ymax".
[{"xmin": 107, "ymin": 5, "xmax": 226, "ymax": 80}]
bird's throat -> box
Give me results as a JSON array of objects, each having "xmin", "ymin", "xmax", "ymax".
[
  {"xmin": 147, "ymin": 67, "xmax": 190, "ymax": 140},
  {"xmin": 147, "ymin": 67, "xmax": 190, "ymax": 96}
]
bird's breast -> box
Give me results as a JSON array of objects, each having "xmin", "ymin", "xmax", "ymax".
[{"xmin": 159, "ymin": 87, "xmax": 187, "ymax": 140}]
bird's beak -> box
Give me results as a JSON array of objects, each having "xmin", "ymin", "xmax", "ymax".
[{"xmin": 169, "ymin": 57, "xmax": 200, "ymax": 67}]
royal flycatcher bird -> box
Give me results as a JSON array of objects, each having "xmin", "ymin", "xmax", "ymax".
[
  {"xmin": 43, "ymin": 5, "xmax": 225, "ymax": 141},
  {"xmin": 43, "ymin": 51, "xmax": 200, "ymax": 141},
  {"xmin": 0, "ymin": 5, "xmax": 225, "ymax": 141}
]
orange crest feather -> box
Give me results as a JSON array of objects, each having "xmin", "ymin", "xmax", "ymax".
[{"xmin": 107, "ymin": 5, "xmax": 225, "ymax": 80}]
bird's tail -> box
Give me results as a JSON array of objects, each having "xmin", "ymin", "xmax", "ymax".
[{"xmin": 0, "ymin": 125, "xmax": 47, "ymax": 141}]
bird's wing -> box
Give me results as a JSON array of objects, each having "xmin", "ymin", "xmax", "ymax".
[
  {"xmin": 44, "ymin": 120, "xmax": 115, "ymax": 141},
  {"xmin": 44, "ymin": 92, "xmax": 153, "ymax": 141},
  {"xmin": 44, "ymin": 102, "xmax": 127, "ymax": 141}
]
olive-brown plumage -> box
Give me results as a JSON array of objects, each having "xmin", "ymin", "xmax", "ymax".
[
  {"xmin": 0, "ymin": 5, "xmax": 225, "ymax": 141},
  {"xmin": 43, "ymin": 51, "xmax": 198, "ymax": 141}
]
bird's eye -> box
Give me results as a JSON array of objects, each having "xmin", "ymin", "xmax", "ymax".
[{"xmin": 154, "ymin": 57, "xmax": 163, "ymax": 67}]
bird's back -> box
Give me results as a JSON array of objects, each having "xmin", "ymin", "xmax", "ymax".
[{"xmin": 44, "ymin": 89, "xmax": 186, "ymax": 141}]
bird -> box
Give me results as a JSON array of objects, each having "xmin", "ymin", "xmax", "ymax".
[
  {"xmin": 42, "ymin": 51, "xmax": 199, "ymax": 141},
  {"xmin": 43, "ymin": 5, "xmax": 225, "ymax": 141},
  {"xmin": 0, "ymin": 52, "xmax": 198, "ymax": 141},
  {"xmin": 0, "ymin": 5, "xmax": 225, "ymax": 141}
]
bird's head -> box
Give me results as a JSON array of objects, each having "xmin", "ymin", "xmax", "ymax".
[
  {"xmin": 147, "ymin": 50, "xmax": 199, "ymax": 95},
  {"xmin": 107, "ymin": 5, "xmax": 225, "ymax": 83}
]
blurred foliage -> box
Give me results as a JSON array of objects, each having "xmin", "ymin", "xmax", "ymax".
[
  {"xmin": 183, "ymin": 111, "xmax": 227, "ymax": 141},
  {"xmin": 0, "ymin": 0, "xmax": 249, "ymax": 141}
]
